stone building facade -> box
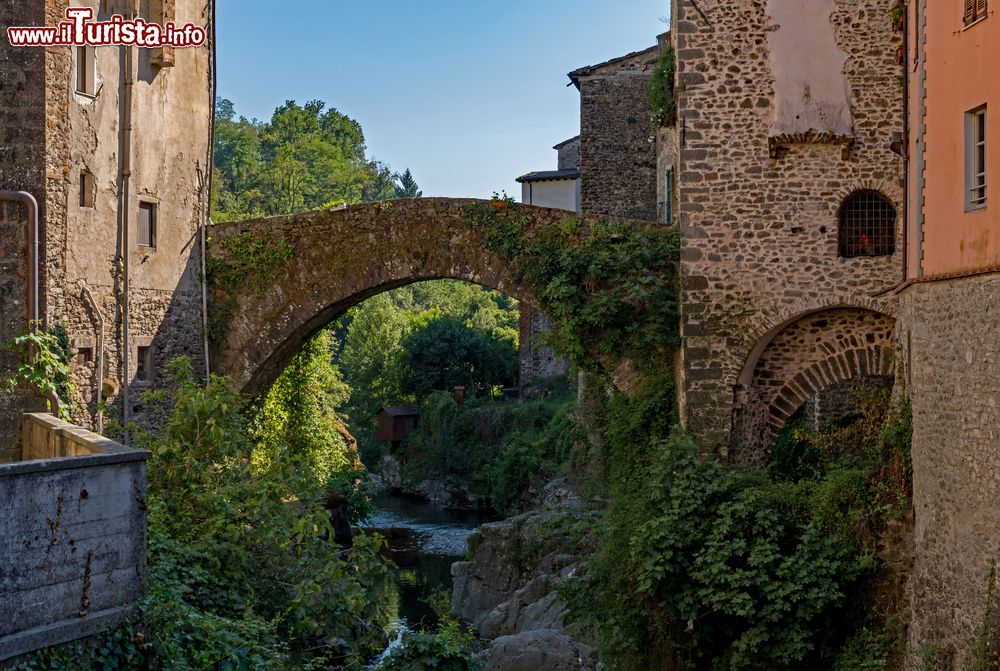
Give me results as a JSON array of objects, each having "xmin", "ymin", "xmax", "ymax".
[
  {"xmin": 670, "ymin": 0, "xmax": 905, "ymax": 459},
  {"xmin": 897, "ymin": 0, "xmax": 1000, "ymax": 661},
  {"xmin": 570, "ymin": 40, "xmax": 662, "ymax": 222},
  {"xmin": 0, "ymin": 0, "xmax": 212, "ymax": 456}
]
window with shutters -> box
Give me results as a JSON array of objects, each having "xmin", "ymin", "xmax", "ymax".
[
  {"xmin": 965, "ymin": 0, "xmax": 988, "ymax": 25},
  {"xmin": 966, "ymin": 106, "xmax": 987, "ymax": 210},
  {"xmin": 138, "ymin": 201, "xmax": 157, "ymax": 248}
]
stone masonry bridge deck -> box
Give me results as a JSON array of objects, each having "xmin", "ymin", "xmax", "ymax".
[{"xmin": 207, "ymin": 198, "xmax": 585, "ymax": 396}]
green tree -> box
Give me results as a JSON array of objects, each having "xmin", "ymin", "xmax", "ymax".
[
  {"xmin": 399, "ymin": 313, "xmax": 517, "ymax": 399},
  {"xmin": 393, "ymin": 168, "xmax": 423, "ymax": 199}
]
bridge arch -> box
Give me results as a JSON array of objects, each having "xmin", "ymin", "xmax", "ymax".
[
  {"xmin": 207, "ymin": 198, "xmax": 584, "ymax": 395},
  {"xmin": 730, "ymin": 306, "xmax": 897, "ymax": 465}
]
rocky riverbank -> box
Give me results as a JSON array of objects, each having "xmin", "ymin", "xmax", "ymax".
[{"xmin": 451, "ymin": 506, "xmax": 598, "ymax": 671}]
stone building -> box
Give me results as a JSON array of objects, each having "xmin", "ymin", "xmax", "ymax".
[
  {"xmin": 515, "ymin": 138, "xmax": 580, "ymax": 388},
  {"xmin": 898, "ymin": 0, "xmax": 1000, "ymax": 660},
  {"xmin": 669, "ymin": 0, "xmax": 905, "ymax": 461},
  {"xmin": 0, "ymin": 0, "xmax": 212, "ymax": 457}
]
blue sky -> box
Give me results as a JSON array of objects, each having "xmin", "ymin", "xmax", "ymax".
[{"xmin": 216, "ymin": 1, "xmax": 667, "ymax": 198}]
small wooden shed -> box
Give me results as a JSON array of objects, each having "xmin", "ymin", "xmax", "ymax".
[{"xmin": 377, "ymin": 407, "xmax": 420, "ymax": 445}]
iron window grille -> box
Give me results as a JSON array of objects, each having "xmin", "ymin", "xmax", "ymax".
[{"xmin": 838, "ymin": 190, "xmax": 897, "ymax": 258}]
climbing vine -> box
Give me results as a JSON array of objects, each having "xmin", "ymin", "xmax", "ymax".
[
  {"xmin": 205, "ymin": 230, "xmax": 295, "ymax": 341},
  {"xmin": 3, "ymin": 323, "xmax": 75, "ymax": 420},
  {"xmin": 464, "ymin": 197, "xmax": 680, "ymax": 375},
  {"xmin": 647, "ymin": 45, "xmax": 677, "ymax": 128}
]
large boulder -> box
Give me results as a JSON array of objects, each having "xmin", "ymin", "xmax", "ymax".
[
  {"xmin": 452, "ymin": 510, "xmax": 596, "ymax": 671},
  {"xmin": 479, "ymin": 630, "xmax": 598, "ymax": 671}
]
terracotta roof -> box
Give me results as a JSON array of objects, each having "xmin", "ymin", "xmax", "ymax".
[{"xmin": 516, "ymin": 168, "xmax": 580, "ymax": 184}]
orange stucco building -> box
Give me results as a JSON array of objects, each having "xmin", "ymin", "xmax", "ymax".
[
  {"xmin": 908, "ymin": 0, "xmax": 997, "ymax": 277},
  {"xmin": 900, "ymin": 0, "xmax": 1000, "ymax": 659}
]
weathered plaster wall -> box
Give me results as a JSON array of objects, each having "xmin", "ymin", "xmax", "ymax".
[
  {"xmin": 765, "ymin": 0, "xmax": 854, "ymax": 140},
  {"xmin": 672, "ymin": 0, "xmax": 905, "ymax": 453},
  {"xmin": 41, "ymin": 0, "xmax": 211, "ymax": 426},
  {"xmin": 898, "ymin": 274, "xmax": 1000, "ymax": 665},
  {"xmin": 912, "ymin": 0, "xmax": 999, "ymax": 277}
]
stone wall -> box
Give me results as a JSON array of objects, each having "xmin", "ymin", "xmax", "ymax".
[
  {"xmin": 672, "ymin": 0, "xmax": 905, "ymax": 452},
  {"xmin": 0, "ymin": 413, "xmax": 149, "ymax": 661},
  {"xmin": 898, "ymin": 273, "xmax": 1000, "ymax": 665},
  {"xmin": 0, "ymin": 2, "xmax": 50, "ymax": 450},
  {"xmin": 574, "ymin": 46, "xmax": 660, "ymax": 221},
  {"xmin": 518, "ymin": 307, "xmax": 570, "ymax": 389},
  {"xmin": 34, "ymin": 0, "xmax": 211, "ymax": 430}
]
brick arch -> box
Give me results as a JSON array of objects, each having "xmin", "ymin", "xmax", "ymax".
[
  {"xmin": 207, "ymin": 198, "xmax": 642, "ymax": 396},
  {"xmin": 731, "ymin": 307, "xmax": 896, "ymax": 465}
]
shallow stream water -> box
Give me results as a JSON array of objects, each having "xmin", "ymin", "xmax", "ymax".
[{"xmin": 362, "ymin": 493, "xmax": 493, "ymax": 665}]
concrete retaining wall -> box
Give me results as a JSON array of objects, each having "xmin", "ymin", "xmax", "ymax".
[{"xmin": 0, "ymin": 414, "xmax": 149, "ymax": 661}]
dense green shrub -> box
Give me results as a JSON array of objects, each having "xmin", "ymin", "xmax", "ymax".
[
  {"xmin": 378, "ymin": 619, "xmax": 482, "ymax": 671},
  {"xmin": 564, "ymin": 381, "xmax": 913, "ymax": 671},
  {"xmin": 401, "ymin": 381, "xmax": 579, "ymax": 514}
]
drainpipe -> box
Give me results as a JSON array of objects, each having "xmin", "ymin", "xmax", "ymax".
[
  {"xmin": 0, "ymin": 190, "xmax": 59, "ymax": 416},
  {"xmin": 120, "ymin": 41, "xmax": 134, "ymax": 425},
  {"xmin": 200, "ymin": 0, "xmax": 218, "ymax": 379},
  {"xmin": 79, "ymin": 281, "xmax": 105, "ymax": 434}
]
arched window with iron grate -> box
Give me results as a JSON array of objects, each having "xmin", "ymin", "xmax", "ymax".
[{"xmin": 838, "ymin": 190, "xmax": 896, "ymax": 258}]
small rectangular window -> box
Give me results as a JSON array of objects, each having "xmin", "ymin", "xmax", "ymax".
[
  {"xmin": 665, "ymin": 168, "xmax": 674, "ymax": 225},
  {"xmin": 76, "ymin": 46, "xmax": 96, "ymax": 96},
  {"xmin": 138, "ymin": 201, "xmax": 157, "ymax": 248},
  {"xmin": 967, "ymin": 106, "xmax": 987, "ymax": 210},
  {"xmin": 965, "ymin": 0, "xmax": 988, "ymax": 25},
  {"xmin": 136, "ymin": 346, "xmax": 153, "ymax": 382},
  {"xmin": 75, "ymin": 348, "xmax": 93, "ymax": 366},
  {"xmin": 80, "ymin": 171, "xmax": 95, "ymax": 208}
]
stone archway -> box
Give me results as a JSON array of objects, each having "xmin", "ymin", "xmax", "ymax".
[
  {"xmin": 207, "ymin": 198, "xmax": 592, "ymax": 396},
  {"xmin": 730, "ymin": 307, "xmax": 896, "ymax": 465}
]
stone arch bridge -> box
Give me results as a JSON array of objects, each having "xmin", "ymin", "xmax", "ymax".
[
  {"xmin": 208, "ymin": 197, "xmax": 898, "ymax": 458},
  {"xmin": 207, "ymin": 198, "xmax": 580, "ymax": 396}
]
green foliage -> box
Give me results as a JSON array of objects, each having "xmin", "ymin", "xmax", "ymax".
[
  {"xmin": 647, "ymin": 46, "xmax": 677, "ymax": 127},
  {"xmin": 212, "ymin": 98, "xmax": 421, "ymax": 223},
  {"xmin": 3, "ymin": 323, "xmax": 74, "ymax": 420},
  {"xmin": 401, "ymin": 382, "xmax": 578, "ymax": 514},
  {"xmin": 563, "ymin": 381, "xmax": 914, "ymax": 671},
  {"xmin": 566, "ymin": 432, "xmax": 861, "ymax": 670},
  {"xmin": 464, "ymin": 198, "xmax": 680, "ymax": 371},
  {"xmin": 378, "ymin": 616, "xmax": 481, "ymax": 671},
  {"xmin": 138, "ymin": 358, "xmax": 391, "ymax": 668},
  {"xmin": 338, "ymin": 280, "xmax": 521, "ymax": 463},
  {"xmin": 399, "ymin": 313, "xmax": 516, "ymax": 400}
]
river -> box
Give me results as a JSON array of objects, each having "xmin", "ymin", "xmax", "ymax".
[{"xmin": 363, "ymin": 493, "xmax": 494, "ymax": 664}]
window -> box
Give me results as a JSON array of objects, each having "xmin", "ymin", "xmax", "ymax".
[
  {"xmin": 79, "ymin": 171, "xmax": 95, "ymax": 208},
  {"xmin": 75, "ymin": 348, "xmax": 93, "ymax": 366},
  {"xmin": 136, "ymin": 346, "xmax": 153, "ymax": 382},
  {"xmin": 138, "ymin": 201, "xmax": 157, "ymax": 248},
  {"xmin": 838, "ymin": 190, "xmax": 897, "ymax": 258},
  {"xmin": 662, "ymin": 168, "xmax": 675, "ymax": 224},
  {"xmin": 965, "ymin": 0, "xmax": 988, "ymax": 25},
  {"xmin": 76, "ymin": 46, "xmax": 96, "ymax": 96},
  {"xmin": 967, "ymin": 106, "xmax": 987, "ymax": 210}
]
